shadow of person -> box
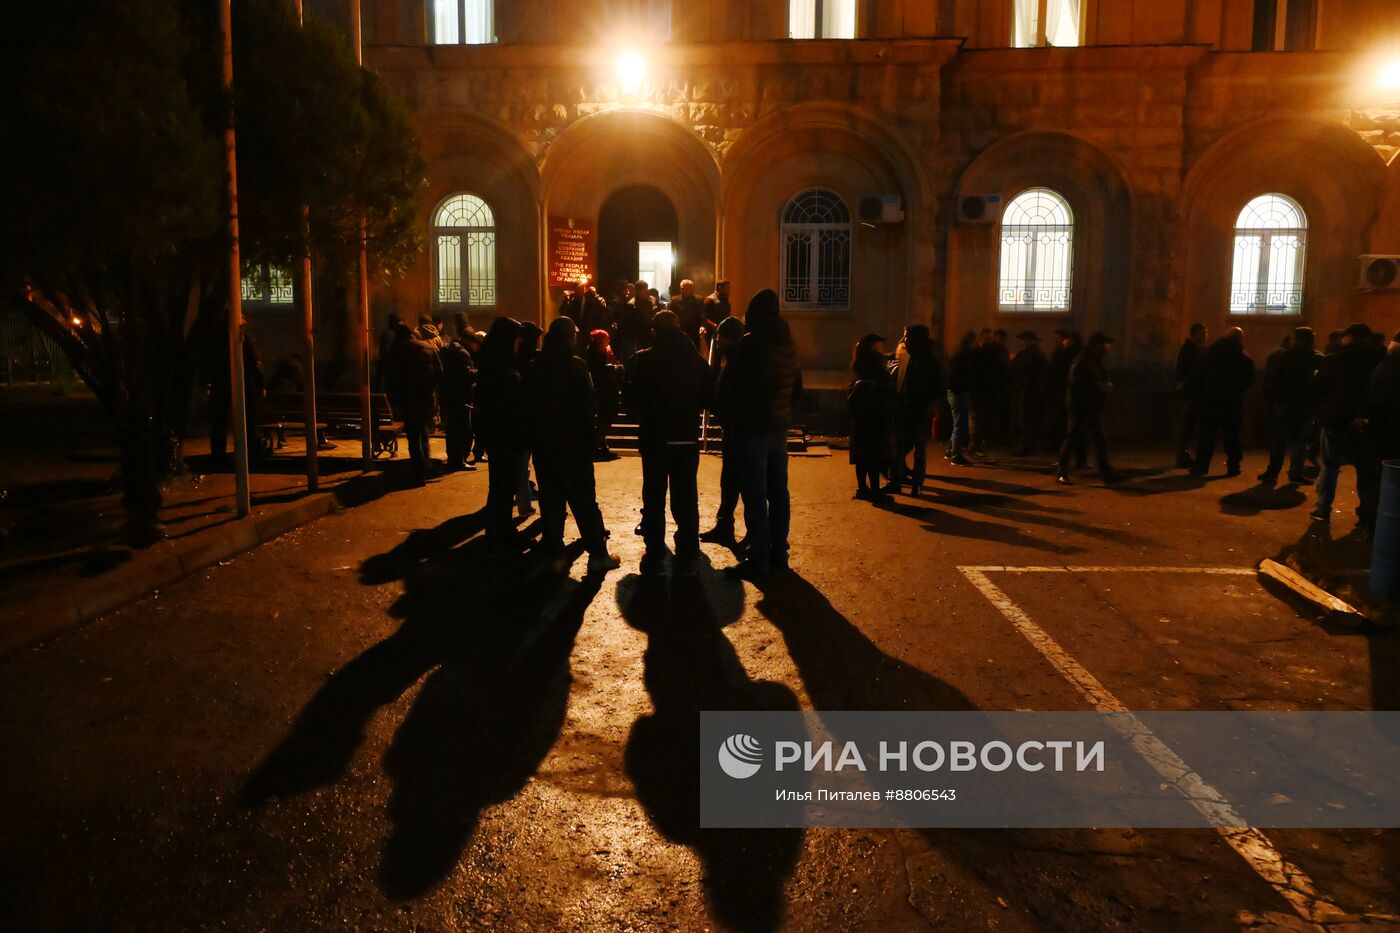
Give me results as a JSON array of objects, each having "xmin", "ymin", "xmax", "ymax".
[
  {"xmin": 875, "ymin": 499, "xmax": 1083, "ymax": 556},
  {"xmin": 1219, "ymin": 482, "xmax": 1307, "ymax": 516},
  {"xmin": 618, "ymin": 562, "xmax": 805, "ymax": 933},
  {"xmin": 378, "ymin": 562, "xmax": 605, "ymax": 900}
]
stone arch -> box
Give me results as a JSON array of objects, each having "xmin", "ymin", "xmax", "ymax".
[
  {"xmin": 411, "ymin": 113, "xmax": 542, "ymax": 326},
  {"xmin": 1177, "ymin": 117, "xmax": 1387, "ymax": 355},
  {"xmin": 540, "ymin": 109, "xmax": 720, "ymax": 310},
  {"xmin": 946, "ymin": 130, "xmax": 1134, "ymax": 355},
  {"xmin": 721, "ymin": 103, "xmax": 928, "ymax": 370}
]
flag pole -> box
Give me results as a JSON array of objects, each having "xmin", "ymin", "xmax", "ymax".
[
  {"xmin": 351, "ymin": 0, "xmax": 373, "ymax": 469},
  {"xmin": 221, "ymin": 0, "xmax": 251, "ymax": 518},
  {"xmin": 293, "ymin": 0, "xmax": 319, "ymax": 491}
]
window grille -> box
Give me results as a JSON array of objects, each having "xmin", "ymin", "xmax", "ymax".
[
  {"xmin": 998, "ymin": 188, "xmax": 1074, "ymax": 312},
  {"xmin": 781, "ymin": 188, "xmax": 851, "ymax": 311},
  {"xmin": 434, "ymin": 194, "xmax": 497, "ymax": 309},
  {"xmin": 241, "ymin": 261, "xmax": 295, "ymax": 308},
  {"xmin": 1229, "ymin": 194, "xmax": 1307, "ymax": 315}
]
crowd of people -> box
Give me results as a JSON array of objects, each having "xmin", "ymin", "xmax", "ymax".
[{"xmin": 378, "ymin": 281, "xmax": 798, "ymax": 578}]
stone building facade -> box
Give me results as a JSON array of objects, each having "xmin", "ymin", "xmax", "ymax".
[{"xmin": 329, "ymin": 0, "xmax": 1400, "ymax": 416}]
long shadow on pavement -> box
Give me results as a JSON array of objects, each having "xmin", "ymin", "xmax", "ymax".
[
  {"xmin": 1219, "ymin": 481, "xmax": 1307, "ymax": 516},
  {"xmin": 875, "ymin": 498, "xmax": 1084, "ymax": 555},
  {"xmin": 243, "ymin": 510, "xmax": 606, "ymax": 900},
  {"xmin": 617, "ymin": 561, "xmax": 805, "ymax": 933}
]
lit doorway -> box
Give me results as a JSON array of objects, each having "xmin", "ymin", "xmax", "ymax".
[{"xmin": 637, "ymin": 242, "xmax": 674, "ymax": 301}]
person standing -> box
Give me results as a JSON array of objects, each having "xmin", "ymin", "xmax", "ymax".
[
  {"xmin": 703, "ymin": 279, "xmax": 732, "ymax": 337},
  {"xmin": 1366, "ymin": 329, "xmax": 1400, "ymax": 485},
  {"xmin": 1045, "ymin": 328, "xmax": 1081, "ymax": 467},
  {"xmin": 624, "ymin": 310, "xmax": 715, "ymax": 575},
  {"xmin": 1189, "ymin": 327, "xmax": 1255, "ymax": 478},
  {"xmin": 721, "ymin": 289, "xmax": 803, "ymax": 577},
  {"xmin": 475, "ymin": 317, "xmax": 527, "ymax": 549},
  {"xmin": 439, "ymin": 311, "xmax": 478, "ymax": 472},
  {"xmin": 387, "ymin": 321, "xmax": 443, "ymax": 487},
  {"xmin": 1056, "ymin": 331, "xmax": 1118, "ymax": 486},
  {"xmin": 523, "ymin": 318, "xmax": 620, "ymax": 574},
  {"xmin": 1258, "ymin": 326, "xmax": 1320, "ymax": 485},
  {"xmin": 944, "ymin": 331, "xmax": 977, "ymax": 467},
  {"xmin": 848, "ymin": 333, "xmax": 896, "ymax": 501},
  {"xmin": 1010, "ymin": 330, "xmax": 1047, "ymax": 456},
  {"xmin": 672, "ymin": 278, "xmax": 706, "ymax": 349},
  {"xmin": 891, "ymin": 324, "xmax": 942, "ymax": 495},
  {"xmin": 1310, "ymin": 323, "xmax": 1387, "ymax": 529},
  {"xmin": 586, "ymin": 329, "xmax": 621, "ymax": 461},
  {"xmin": 375, "ymin": 313, "xmax": 402, "ymax": 392},
  {"xmin": 1173, "ymin": 323, "xmax": 1208, "ymax": 468},
  {"xmin": 701, "ymin": 315, "xmax": 748, "ymax": 544}
]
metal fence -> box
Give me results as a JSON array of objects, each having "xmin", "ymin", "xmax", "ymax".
[{"xmin": 1, "ymin": 311, "xmax": 72, "ymax": 385}]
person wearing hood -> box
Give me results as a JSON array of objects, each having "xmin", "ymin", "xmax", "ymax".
[
  {"xmin": 586, "ymin": 328, "xmax": 621, "ymax": 461},
  {"xmin": 890, "ymin": 324, "xmax": 942, "ymax": 495},
  {"xmin": 523, "ymin": 318, "xmax": 621, "ymax": 574},
  {"xmin": 848, "ymin": 333, "xmax": 896, "ymax": 501},
  {"xmin": 475, "ymin": 317, "xmax": 528, "ymax": 548},
  {"xmin": 624, "ymin": 310, "xmax": 715, "ymax": 575},
  {"xmin": 701, "ymin": 314, "xmax": 748, "ymax": 544},
  {"xmin": 1187, "ymin": 327, "xmax": 1255, "ymax": 478},
  {"xmin": 720, "ymin": 289, "xmax": 803, "ymax": 577},
  {"xmin": 387, "ymin": 321, "xmax": 443, "ymax": 487},
  {"xmin": 514, "ymin": 321, "xmax": 544, "ymax": 516}
]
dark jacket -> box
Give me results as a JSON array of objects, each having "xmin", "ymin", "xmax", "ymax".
[
  {"xmin": 1010, "ymin": 344, "xmax": 1047, "ymax": 396},
  {"xmin": 1045, "ymin": 341, "xmax": 1078, "ymax": 398},
  {"xmin": 388, "ymin": 331, "xmax": 443, "ymax": 424},
  {"xmin": 439, "ymin": 338, "xmax": 477, "ymax": 410},
  {"xmin": 1267, "ymin": 344, "xmax": 1322, "ymax": 409},
  {"xmin": 1067, "ymin": 350, "xmax": 1111, "ymax": 413},
  {"xmin": 1189, "ymin": 338, "xmax": 1255, "ymax": 408},
  {"xmin": 1368, "ymin": 349, "xmax": 1400, "ymax": 458},
  {"xmin": 475, "ymin": 321, "xmax": 526, "ymax": 449},
  {"xmin": 721, "ymin": 321, "xmax": 803, "ymax": 436},
  {"xmin": 849, "ymin": 356, "xmax": 896, "ymax": 466},
  {"xmin": 1173, "ymin": 339, "xmax": 1204, "ymax": 392},
  {"xmin": 946, "ymin": 347, "xmax": 978, "ymax": 394},
  {"xmin": 973, "ymin": 342, "xmax": 1009, "ymax": 396},
  {"xmin": 672, "ymin": 293, "xmax": 706, "ymax": 348},
  {"xmin": 523, "ymin": 343, "xmax": 596, "ymax": 457},
  {"xmin": 1313, "ymin": 341, "xmax": 1386, "ymax": 431},
  {"xmin": 895, "ymin": 351, "xmax": 943, "ymax": 432},
  {"xmin": 624, "ymin": 326, "xmax": 715, "ymax": 446}
]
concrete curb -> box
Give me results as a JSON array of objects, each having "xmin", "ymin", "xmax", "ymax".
[{"xmin": 0, "ymin": 472, "xmax": 388, "ymax": 657}]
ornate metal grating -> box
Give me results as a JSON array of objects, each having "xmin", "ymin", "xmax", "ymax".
[
  {"xmin": 781, "ymin": 188, "xmax": 851, "ymax": 311},
  {"xmin": 998, "ymin": 187, "xmax": 1074, "ymax": 312}
]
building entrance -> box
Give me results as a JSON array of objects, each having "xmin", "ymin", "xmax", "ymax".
[{"xmin": 597, "ymin": 185, "xmax": 679, "ymax": 299}]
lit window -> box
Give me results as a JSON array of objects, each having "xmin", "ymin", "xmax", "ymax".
[
  {"xmin": 431, "ymin": 0, "xmax": 494, "ymax": 45},
  {"xmin": 1252, "ymin": 0, "xmax": 1318, "ymax": 51},
  {"xmin": 241, "ymin": 261, "xmax": 294, "ymax": 307},
  {"xmin": 434, "ymin": 194, "xmax": 496, "ymax": 310},
  {"xmin": 999, "ymin": 188, "xmax": 1074, "ymax": 312},
  {"xmin": 781, "ymin": 188, "xmax": 851, "ymax": 311},
  {"xmin": 1229, "ymin": 194, "xmax": 1307, "ymax": 315},
  {"xmin": 789, "ymin": 0, "xmax": 857, "ymax": 39},
  {"xmin": 1012, "ymin": 0, "xmax": 1081, "ymax": 48}
]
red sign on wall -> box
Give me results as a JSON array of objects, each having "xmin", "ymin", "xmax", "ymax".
[{"xmin": 547, "ymin": 216, "xmax": 595, "ymax": 287}]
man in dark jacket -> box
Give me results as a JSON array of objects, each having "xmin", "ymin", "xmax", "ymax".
[
  {"xmin": 624, "ymin": 310, "xmax": 715, "ymax": 574},
  {"xmin": 703, "ymin": 279, "xmax": 732, "ymax": 338},
  {"xmin": 1368, "ymin": 330, "xmax": 1400, "ymax": 466},
  {"xmin": 1311, "ymin": 323, "xmax": 1387, "ymax": 529},
  {"xmin": 672, "ymin": 279, "xmax": 707, "ymax": 349},
  {"xmin": 1173, "ymin": 323, "xmax": 1208, "ymax": 468},
  {"xmin": 970, "ymin": 328, "xmax": 1008, "ymax": 456},
  {"xmin": 1011, "ymin": 330, "xmax": 1047, "ymax": 456},
  {"xmin": 439, "ymin": 311, "xmax": 478, "ymax": 472},
  {"xmin": 1258, "ymin": 327, "xmax": 1320, "ymax": 485},
  {"xmin": 387, "ymin": 321, "xmax": 443, "ymax": 486},
  {"xmin": 720, "ymin": 289, "xmax": 803, "ymax": 577},
  {"xmin": 1056, "ymin": 331, "xmax": 1117, "ymax": 485},
  {"xmin": 701, "ymin": 315, "xmax": 748, "ymax": 544},
  {"xmin": 1189, "ymin": 327, "xmax": 1255, "ymax": 478},
  {"xmin": 523, "ymin": 317, "xmax": 620, "ymax": 574},
  {"xmin": 1045, "ymin": 328, "xmax": 1081, "ymax": 467}
]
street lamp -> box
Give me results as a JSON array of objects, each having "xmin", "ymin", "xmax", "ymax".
[
  {"xmin": 1379, "ymin": 58, "xmax": 1400, "ymax": 96},
  {"xmin": 616, "ymin": 51, "xmax": 645, "ymax": 93}
]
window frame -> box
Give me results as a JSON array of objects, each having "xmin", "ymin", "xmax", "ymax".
[
  {"xmin": 779, "ymin": 187, "xmax": 853, "ymax": 313},
  {"xmin": 432, "ymin": 193, "xmax": 498, "ymax": 313},
  {"xmin": 1228, "ymin": 193, "xmax": 1308, "ymax": 317},
  {"xmin": 789, "ymin": 0, "xmax": 859, "ymax": 40},
  {"xmin": 997, "ymin": 187, "xmax": 1076, "ymax": 314},
  {"xmin": 1011, "ymin": 0, "xmax": 1083, "ymax": 49},
  {"xmin": 429, "ymin": 0, "xmax": 496, "ymax": 45}
]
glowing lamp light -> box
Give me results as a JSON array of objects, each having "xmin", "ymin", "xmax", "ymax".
[
  {"xmin": 1380, "ymin": 58, "xmax": 1400, "ymax": 94},
  {"xmin": 70, "ymin": 315, "xmax": 82, "ymax": 327},
  {"xmin": 616, "ymin": 51, "xmax": 645, "ymax": 92}
]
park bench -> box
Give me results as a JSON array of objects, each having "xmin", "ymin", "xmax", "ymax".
[{"xmin": 257, "ymin": 391, "xmax": 402, "ymax": 458}]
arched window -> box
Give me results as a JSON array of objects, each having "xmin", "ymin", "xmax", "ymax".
[
  {"xmin": 1229, "ymin": 194, "xmax": 1307, "ymax": 315},
  {"xmin": 434, "ymin": 193, "xmax": 496, "ymax": 310},
  {"xmin": 781, "ymin": 188, "xmax": 851, "ymax": 311},
  {"xmin": 999, "ymin": 187, "xmax": 1074, "ymax": 312},
  {"xmin": 431, "ymin": 0, "xmax": 494, "ymax": 45},
  {"xmin": 241, "ymin": 261, "xmax": 294, "ymax": 308},
  {"xmin": 789, "ymin": 0, "xmax": 857, "ymax": 39}
]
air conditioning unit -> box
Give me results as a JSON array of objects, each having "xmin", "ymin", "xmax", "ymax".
[
  {"xmin": 956, "ymin": 194, "xmax": 1002, "ymax": 225},
  {"xmin": 1358, "ymin": 255, "xmax": 1400, "ymax": 290},
  {"xmin": 859, "ymin": 194, "xmax": 905, "ymax": 224}
]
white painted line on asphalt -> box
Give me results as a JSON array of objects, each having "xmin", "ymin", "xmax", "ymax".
[{"xmin": 958, "ymin": 565, "xmax": 1348, "ymax": 926}]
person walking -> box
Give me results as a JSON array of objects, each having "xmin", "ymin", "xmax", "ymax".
[
  {"xmin": 440, "ymin": 312, "xmax": 478, "ymax": 472},
  {"xmin": 890, "ymin": 324, "xmax": 942, "ymax": 495},
  {"xmin": 721, "ymin": 289, "xmax": 803, "ymax": 578},
  {"xmin": 386, "ymin": 321, "xmax": 443, "ymax": 487},
  {"xmin": 1056, "ymin": 331, "xmax": 1118, "ymax": 486},
  {"xmin": 1189, "ymin": 327, "xmax": 1255, "ymax": 478},
  {"xmin": 945, "ymin": 331, "xmax": 977, "ymax": 467},
  {"xmin": 701, "ymin": 315, "xmax": 748, "ymax": 544},
  {"xmin": 523, "ymin": 318, "xmax": 621, "ymax": 574},
  {"xmin": 1258, "ymin": 326, "xmax": 1320, "ymax": 485},
  {"xmin": 848, "ymin": 333, "xmax": 896, "ymax": 501},
  {"xmin": 624, "ymin": 310, "xmax": 715, "ymax": 575},
  {"xmin": 1310, "ymin": 323, "xmax": 1387, "ymax": 530},
  {"xmin": 1010, "ymin": 330, "xmax": 1047, "ymax": 456},
  {"xmin": 475, "ymin": 317, "xmax": 528, "ymax": 549}
]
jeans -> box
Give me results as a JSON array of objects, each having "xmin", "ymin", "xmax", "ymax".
[
  {"xmin": 946, "ymin": 391, "xmax": 971, "ymax": 457},
  {"xmin": 736, "ymin": 431, "xmax": 790, "ymax": 569},
  {"xmin": 1315, "ymin": 427, "xmax": 1380, "ymax": 527},
  {"xmin": 1263, "ymin": 404, "xmax": 1306, "ymax": 479},
  {"xmin": 404, "ymin": 416, "xmax": 431, "ymax": 483},
  {"xmin": 641, "ymin": 442, "xmax": 701, "ymax": 557},
  {"xmin": 1195, "ymin": 403, "xmax": 1243, "ymax": 474},
  {"xmin": 534, "ymin": 448, "xmax": 608, "ymax": 556},
  {"xmin": 715, "ymin": 434, "xmax": 741, "ymax": 525},
  {"xmin": 486, "ymin": 445, "xmax": 524, "ymax": 541}
]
